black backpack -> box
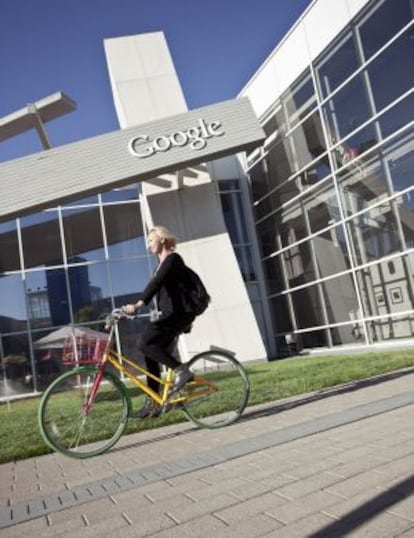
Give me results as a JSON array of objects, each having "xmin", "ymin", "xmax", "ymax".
[{"xmin": 179, "ymin": 266, "xmax": 211, "ymax": 316}]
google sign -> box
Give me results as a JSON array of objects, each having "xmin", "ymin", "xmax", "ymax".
[{"xmin": 128, "ymin": 118, "xmax": 224, "ymax": 158}]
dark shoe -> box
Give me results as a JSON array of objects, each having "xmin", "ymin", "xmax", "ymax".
[
  {"xmin": 132, "ymin": 398, "xmax": 161, "ymax": 419},
  {"xmin": 172, "ymin": 365, "xmax": 194, "ymax": 393}
]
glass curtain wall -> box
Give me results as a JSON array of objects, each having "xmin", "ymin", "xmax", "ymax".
[
  {"xmin": 0, "ymin": 185, "xmax": 154, "ymax": 398},
  {"xmin": 247, "ymin": 0, "xmax": 414, "ymax": 355}
]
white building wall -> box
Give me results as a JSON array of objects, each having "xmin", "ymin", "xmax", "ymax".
[
  {"xmin": 239, "ymin": 0, "xmax": 371, "ymax": 118},
  {"xmin": 104, "ymin": 33, "xmax": 267, "ymax": 362}
]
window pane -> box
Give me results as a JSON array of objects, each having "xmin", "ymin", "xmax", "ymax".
[
  {"xmin": 321, "ymin": 273, "xmax": 360, "ymax": 326},
  {"xmin": 26, "ymin": 270, "xmax": 51, "ymax": 328},
  {"xmin": 21, "ymin": 210, "xmax": 63, "ymax": 268},
  {"xmin": 266, "ymin": 139, "xmax": 296, "ymax": 190},
  {"xmin": 69, "ymin": 262, "xmax": 111, "ymax": 323},
  {"xmin": 109, "ymin": 258, "xmax": 153, "ymax": 307},
  {"xmin": 357, "ymin": 255, "xmax": 414, "ymax": 341},
  {"xmin": 379, "ymin": 92, "xmax": 414, "ymax": 139},
  {"xmin": 368, "ymin": 28, "xmax": 414, "ymax": 112},
  {"xmin": 101, "ymin": 185, "xmax": 139, "ymax": 203},
  {"xmin": 283, "ymin": 241, "xmax": 317, "ymax": 286},
  {"xmin": 307, "ymin": 181, "xmax": 341, "ymax": 233},
  {"xmin": 314, "ymin": 226, "xmax": 352, "ymax": 276},
  {"xmin": 262, "ymin": 107, "xmax": 286, "ymax": 138},
  {"xmin": 263, "ymin": 256, "xmax": 285, "ymax": 294},
  {"xmin": 1, "ymin": 333, "xmax": 32, "ymax": 397},
  {"xmin": 347, "ymin": 201, "xmax": 401, "ymax": 265},
  {"xmin": 317, "ymin": 34, "xmax": 359, "ymax": 98},
  {"xmin": 280, "ymin": 206, "xmax": 308, "ymax": 247},
  {"xmin": 396, "ymin": 189, "xmax": 414, "ymax": 248},
  {"xmin": 257, "ymin": 217, "xmax": 278, "ymax": 258},
  {"xmin": 323, "ymin": 74, "xmax": 371, "ymax": 140},
  {"xmin": 389, "ymin": 133, "xmax": 414, "ymax": 192},
  {"xmin": 289, "ymin": 285, "xmax": 325, "ymax": 329},
  {"xmin": 290, "ymin": 109, "xmax": 327, "ymax": 168},
  {"xmin": 359, "ymin": 0, "xmax": 414, "ymax": 61},
  {"xmin": 0, "ymin": 220, "xmax": 20, "ymax": 272},
  {"xmin": 62, "ymin": 207, "xmax": 105, "ymax": 263},
  {"xmin": 284, "ymin": 71, "xmax": 316, "ymax": 128},
  {"xmin": 269, "ymin": 296, "xmax": 293, "ymax": 334},
  {"xmin": 103, "ymin": 202, "xmax": 145, "ymax": 259},
  {"xmin": 0, "ymin": 273, "xmax": 27, "ymax": 327}
]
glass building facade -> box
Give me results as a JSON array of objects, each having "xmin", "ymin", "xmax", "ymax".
[{"xmin": 246, "ymin": 0, "xmax": 414, "ymax": 354}]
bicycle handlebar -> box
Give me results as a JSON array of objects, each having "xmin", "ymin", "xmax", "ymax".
[{"xmin": 104, "ymin": 308, "xmax": 136, "ymax": 329}]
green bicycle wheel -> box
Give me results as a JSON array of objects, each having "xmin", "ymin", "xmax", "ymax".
[
  {"xmin": 38, "ymin": 366, "xmax": 130, "ymax": 459},
  {"xmin": 182, "ymin": 351, "xmax": 250, "ymax": 428}
]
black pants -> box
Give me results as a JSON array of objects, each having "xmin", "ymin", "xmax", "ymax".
[{"xmin": 138, "ymin": 315, "xmax": 194, "ymax": 394}]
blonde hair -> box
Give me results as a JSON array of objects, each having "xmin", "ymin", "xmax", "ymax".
[{"xmin": 148, "ymin": 225, "xmax": 177, "ymax": 249}]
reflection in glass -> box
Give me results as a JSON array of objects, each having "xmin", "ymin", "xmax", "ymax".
[
  {"xmin": 290, "ymin": 285, "xmax": 326, "ymax": 330},
  {"xmin": 0, "ymin": 333, "xmax": 33, "ymax": 397},
  {"xmin": 262, "ymin": 107, "xmax": 286, "ymax": 137},
  {"xmin": 109, "ymin": 258, "xmax": 153, "ymax": 306},
  {"xmin": 346, "ymin": 202, "xmax": 401, "ymax": 265},
  {"xmin": 367, "ymin": 28, "xmax": 414, "ymax": 112},
  {"xmin": 317, "ymin": 34, "xmax": 359, "ymax": 98},
  {"xmin": 21, "ymin": 210, "xmax": 63, "ymax": 268},
  {"xmin": 269, "ymin": 296, "xmax": 293, "ymax": 334},
  {"xmin": 307, "ymin": 182, "xmax": 341, "ymax": 233},
  {"xmin": 280, "ymin": 206, "xmax": 307, "ymax": 247},
  {"xmin": 314, "ymin": 227, "xmax": 352, "ymax": 276},
  {"xmin": 357, "ymin": 255, "xmax": 414, "ymax": 341},
  {"xmin": 290, "ymin": 110, "xmax": 327, "ymax": 169},
  {"xmin": 257, "ymin": 218, "xmax": 278, "ymax": 258},
  {"xmin": 389, "ymin": 135, "xmax": 414, "ymax": 192},
  {"xmin": 62, "ymin": 207, "xmax": 105, "ymax": 263},
  {"xmin": 42, "ymin": 268, "xmax": 71, "ymax": 326},
  {"xmin": 103, "ymin": 202, "xmax": 145, "ymax": 259},
  {"xmin": 69, "ymin": 262, "xmax": 111, "ymax": 324},
  {"xmin": 284, "ymin": 70, "xmax": 316, "ymax": 128},
  {"xmin": 26, "ymin": 271, "xmax": 51, "ymax": 328},
  {"xmin": 0, "ymin": 220, "xmax": 20, "ymax": 272},
  {"xmin": 0, "ymin": 273, "xmax": 27, "ymax": 327},
  {"xmin": 323, "ymin": 74, "xmax": 371, "ymax": 141},
  {"xmin": 266, "ymin": 139, "xmax": 295, "ymax": 191},
  {"xmin": 283, "ymin": 241, "xmax": 316, "ymax": 287},
  {"xmin": 359, "ymin": 0, "xmax": 414, "ymax": 61},
  {"xmin": 249, "ymin": 160, "xmax": 270, "ymax": 204},
  {"xmin": 321, "ymin": 273, "xmax": 360, "ymax": 328},
  {"xmin": 396, "ymin": 190, "xmax": 414, "ymax": 247},
  {"xmin": 263, "ymin": 256, "xmax": 285, "ymax": 294},
  {"xmin": 101, "ymin": 185, "xmax": 139, "ymax": 203},
  {"xmin": 380, "ymin": 92, "xmax": 414, "ymax": 139}
]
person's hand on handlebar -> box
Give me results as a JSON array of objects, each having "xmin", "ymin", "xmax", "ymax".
[{"xmin": 122, "ymin": 300, "xmax": 144, "ymax": 315}]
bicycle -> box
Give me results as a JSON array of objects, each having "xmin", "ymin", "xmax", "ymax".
[{"xmin": 38, "ymin": 309, "xmax": 250, "ymax": 459}]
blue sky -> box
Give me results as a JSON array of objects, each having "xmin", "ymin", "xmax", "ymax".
[{"xmin": 0, "ymin": 0, "xmax": 312, "ymax": 163}]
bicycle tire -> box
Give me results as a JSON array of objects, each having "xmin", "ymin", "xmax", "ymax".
[
  {"xmin": 38, "ymin": 366, "xmax": 130, "ymax": 459},
  {"xmin": 181, "ymin": 350, "xmax": 250, "ymax": 428}
]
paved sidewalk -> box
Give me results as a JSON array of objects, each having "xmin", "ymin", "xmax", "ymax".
[{"xmin": 2, "ymin": 369, "xmax": 414, "ymax": 537}]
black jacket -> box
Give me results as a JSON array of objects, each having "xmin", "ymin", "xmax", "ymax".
[{"xmin": 139, "ymin": 252, "xmax": 193, "ymax": 323}]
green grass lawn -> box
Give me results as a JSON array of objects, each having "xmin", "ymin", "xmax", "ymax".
[{"xmin": 1, "ymin": 349, "xmax": 414, "ymax": 464}]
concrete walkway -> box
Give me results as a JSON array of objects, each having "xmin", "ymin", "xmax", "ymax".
[{"xmin": 2, "ymin": 369, "xmax": 414, "ymax": 537}]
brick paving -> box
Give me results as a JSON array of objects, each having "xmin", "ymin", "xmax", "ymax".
[{"xmin": 2, "ymin": 368, "xmax": 414, "ymax": 537}]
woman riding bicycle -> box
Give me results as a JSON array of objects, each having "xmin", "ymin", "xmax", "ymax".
[{"xmin": 122, "ymin": 226, "xmax": 196, "ymax": 418}]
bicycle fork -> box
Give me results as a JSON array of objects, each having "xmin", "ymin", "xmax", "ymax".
[{"xmin": 82, "ymin": 365, "xmax": 106, "ymax": 415}]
